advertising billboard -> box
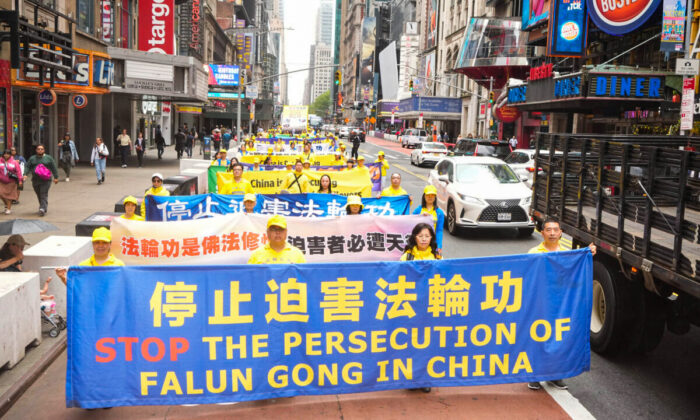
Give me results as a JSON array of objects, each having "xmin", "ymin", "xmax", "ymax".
[
  {"xmin": 660, "ymin": 0, "xmax": 687, "ymax": 52},
  {"xmin": 138, "ymin": 0, "xmax": 175, "ymax": 55},
  {"xmin": 586, "ymin": 0, "xmax": 661, "ymax": 35},
  {"xmin": 281, "ymin": 105, "xmax": 309, "ymax": 129},
  {"xmin": 427, "ymin": 0, "xmax": 439, "ymax": 48},
  {"xmin": 360, "ymin": 17, "xmax": 376, "ymax": 103},
  {"xmin": 523, "ymin": 0, "xmax": 551, "ymax": 29},
  {"xmin": 207, "ymin": 65, "xmax": 240, "ymax": 87},
  {"xmin": 547, "ymin": 0, "xmax": 588, "ymax": 57}
]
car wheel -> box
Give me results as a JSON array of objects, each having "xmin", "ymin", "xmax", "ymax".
[{"xmin": 447, "ymin": 201, "xmax": 460, "ymax": 235}]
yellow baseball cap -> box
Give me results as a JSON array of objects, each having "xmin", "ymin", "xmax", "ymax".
[
  {"xmin": 357, "ymin": 155, "xmax": 365, "ymax": 161},
  {"xmin": 378, "ymin": 151, "xmax": 385, "ymax": 156},
  {"xmin": 267, "ymin": 214, "xmax": 287, "ymax": 229},
  {"xmin": 424, "ymin": 185, "xmax": 438, "ymax": 196},
  {"xmin": 346, "ymin": 195, "xmax": 364, "ymax": 210},
  {"xmin": 219, "ymin": 149, "xmax": 227, "ymax": 154},
  {"xmin": 243, "ymin": 193, "xmax": 256, "ymax": 202},
  {"xmin": 123, "ymin": 195, "xmax": 139, "ymax": 206},
  {"xmin": 92, "ymin": 227, "xmax": 112, "ymax": 243}
]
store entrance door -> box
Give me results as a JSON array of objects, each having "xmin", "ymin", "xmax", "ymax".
[{"xmin": 21, "ymin": 91, "xmax": 38, "ymax": 158}]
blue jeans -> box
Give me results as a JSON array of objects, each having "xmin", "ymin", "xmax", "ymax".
[{"xmin": 94, "ymin": 158, "xmax": 106, "ymax": 181}]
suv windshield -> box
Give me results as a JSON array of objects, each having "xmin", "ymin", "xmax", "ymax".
[
  {"xmin": 456, "ymin": 164, "xmax": 520, "ymax": 184},
  {"xmin": 504, "ymin": 152, "xmax": 530, "ymax": 164},
  {"xmin": 423, "ymin": 143, "xmax": 447, "ymax": 150},
  {"xmin": 476, "ymin": 145, "xmax": 511, "ymax": 157},
  {"xmin": 418, "ymin": 130, "xmax": 427, "ymax": 136}
]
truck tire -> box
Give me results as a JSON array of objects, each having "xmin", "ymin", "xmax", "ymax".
[
  {"xmin": 627, "ymin": 290, "xmax": 666, "ymax": 354},
  {"xmin": 590, "ymin": 260, "xmax": 630, "ymax": 355}
]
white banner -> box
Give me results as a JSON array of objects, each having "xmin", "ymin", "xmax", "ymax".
[{"xmin": 111, "ymin": 213, "xmax": 430, "ymax": 265}]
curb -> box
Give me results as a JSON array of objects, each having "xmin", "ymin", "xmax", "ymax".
[{"xmin": 0, "ymin": 335, "xmax": 67, "ymax": 418}]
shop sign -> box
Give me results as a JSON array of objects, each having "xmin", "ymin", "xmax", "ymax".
[
  {"xmin": 162, "ymin": 101, "xmax": 171, "ymax": 114},
  {"xmin": 93, "ymin": 59, "xmax": 114, "ymax": 86},
  {"xmin": 142, "ymin": 96, "xmax": 158, "ymax": 114},
  {"xmin": 190, "ymin": 0, "xmax": 202, "ymax": 54},
  {"xmin": 494, "ymin": 105, "xmax": 521, "ymax": 123},
  {"xmin": 72, "ymin": 94, "xmax": 88, "ymax": 109},
  {"xmin": 547, "ymin": 0, "xmax": 588, "ymax": 57},
  {"xmin": 480, "ymin": 103, "xmax": 486, "ymax": 116},
  {"xmin": 508, "ymin": 85, "xmax": 528, "ymax": 103},
  {"xmin": 38, "ymin": 89, "xmax": 56, "ymax": 106},
  {"xmin": 554, "ymin": 75, "xmax": 582, "ymax": 98},
  {"xmin": 530, "ymin": 63, "xmax": 554, "ymax": 81},
  {"xmin": 589, "ymin": 75, "xmax": 663, "ymax": 99},
  {"xmin": 681, "ymin": 77, "xmax": 694, "ymax": 130},
  {"xmin": 207, "ymin": 65, "xmax": 240, "ymax": 86},
  {"xmin": 207, "ymin": 91, "xmax": 245, "ymax": 100},
  {"xmin": 101, "ymin": 0, "xmax": 113, "ymax": 44},
  {"xmin": 126, "ymin": 78, "xmax": 174, "ymax": 92},
  {"xmin": 587, "ymin": 0, "xmax": 661, "ymax": 35},
  {"xmin": 138, "ymin": 0, "xmax": 175, "ymax": 55},
  {"xmin": 661, "ymin": 0, "xmax": 687, "ymax": 52},
  {"xmin": 19, "ymin": 50, "xmax": 90, "ymax": 86}
]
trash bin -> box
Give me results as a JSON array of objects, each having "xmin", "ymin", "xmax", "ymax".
[
  {"xmin": 164, "ymin": 175, "xmax": 198, "ymax": 195},
  {"xmin": 75, "ymin": 212, "xmax": 122, "ymax": 237}
]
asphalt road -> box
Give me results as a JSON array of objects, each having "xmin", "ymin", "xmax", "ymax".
[{"xmin": 353, "ymin": 135, "xmax": 700, "ymax": 420}]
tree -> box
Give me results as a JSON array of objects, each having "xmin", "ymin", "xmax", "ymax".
[{"xmin": 309, "ymin": 90, "xmax": 331, "ymax": 118}]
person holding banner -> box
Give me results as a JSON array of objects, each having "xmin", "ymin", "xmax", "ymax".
[
  {"xmin": 412, "ymin": 185, "xmax": 444, "ymax": 255},
  {"xmin": 375, "ymin": 151, "xmax": 390, "ymax": 187},
  {"xmin": 120, "ymin": 196, "xmax": 144, "ymax": 221},
  {"xmin": 400, "ymin": 223, "xmax": 441, "ymax": 261},
  {"xmin": 527, "ymin": 217, "xmax": 596, "ymax": 391},
  {"xmin": 285, "ymin": 162, "xmax": 294, "ymax": 172},
  {"xmin": 243, "ymin": 193, "xmax": 257, "ymax": 213},
  {"xmin": 141, "ymin": 173, "xmax": 170, "ymax": 217},
  {"xmin": 247, "ymin": 215, "xmax": 306, "ymax": 264},
  {"xmin": 220, "ymin": 163, "xmax": 254, "ymax": 195},
  {"xmin": 55, "ymin": 228, "xmax": 125, "ymax": 285},
  {"xmin": 226, "ymin": 157, "xmax": 240, "ymax": 173},
  {"xmin": 282, "ymin": 161, "xmax": 310, "ymax": 193},
  {"xmin": 252, "ymin": 159, "xmax": 264, "ymax": 171},
  {"xmin": 333, "ymin": 151, "xmax": 345, "ymax": 165},
  {"xmin": 318, "ymin": 174, "xmax": 333, "ymax": 194},
  {"xmin": 211, "ymin": 150, "xmax": 229, "ymax": 167},
  {"xmin": 302, "ymin": 142, "xmax": 314, "ymax": 162},
  {"xmin": 303, "ymin": 160, "xmax": 311, "ymax": 170},
  {"xmin": 345, "ymin": 195, "xmax": 363, "ymax": 215},
  {"xmin": 354, "ymin": 156, "xmax": 370, "ymax": 179},
  {"xmin": 346, "ymin": 159, "xmax": 355, "ymax": 170},
  {"xmin": 381, "ymin": 173, "xmax": 412, "ymax": 203}
]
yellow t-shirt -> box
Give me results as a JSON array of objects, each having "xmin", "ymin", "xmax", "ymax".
[
  {"xmin": 528, "ymin": 242, "xmax": 563, "ymax": 253},
  {"xmin": 220, "ymin": 178, "xmax": 254, "ymax": 195},
  {"xmin": 248, "ymin": 243, "xmax": 306, "ymax": 264},
  {"xmin": 283, "ymin": 171, "xmax": 310, "ymax": 193},
  {"xmin": 375, "ymin": 158, "xmax": 390, "ymax": 176},
  {"xmin": 120, "ymin": 214, "xmax": 145, "ymax": 221},
  {"xmin": 141, "ymin": 186, "xmax": 170, "ymax": 216},
  {"xmin": 79, "ymin": 254, "xmax": 125, "ymax": 266},
  {"xmin": 382, "ymin": 186, "xmax": 409, "ymax": 197},
  {"xmin": 302, "ymin": 151, "xmax": 314, "ymax": 162},
  {"xmin": 419, "ymin": 207, "xmax": 438, "ymax": 228},
  {"xmin": 400, "ymin": 246, "xmax": 439, "ymax": 261}
]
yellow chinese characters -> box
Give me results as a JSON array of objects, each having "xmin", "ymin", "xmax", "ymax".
[
  {"xmin": 375, "ymin": 275, "xmax": 416, "ymax": 320},
  {"xmin": 320, "ymin": 277, "xmax": 364, "ymax": 322},
  {"xmin": 209, "ymin": 281, "xmax": 254, "ymax": 324},
  {"xmin": 150, "ymin": 281, "xmax": 198, "ymax": 327},
  {"xmin": 427, "ymin": 274, "xmax": 471, "ymax": 317},
  {"xmin": 481, "ymin": 271, "xmax": 523, "ymax": 313},
  {"xmin": 266, "ymin": 278, "xmax": 309, "ymax": 322}
]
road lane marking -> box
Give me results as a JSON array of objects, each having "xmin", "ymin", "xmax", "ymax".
[{"xmin": 543, "ymin": 384, "xmax": 596, "ymax": 420}]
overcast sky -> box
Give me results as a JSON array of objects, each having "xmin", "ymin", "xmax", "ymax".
[{"xmin": 284, "ymin": 0, "xmax": 320, "ymax": 105}]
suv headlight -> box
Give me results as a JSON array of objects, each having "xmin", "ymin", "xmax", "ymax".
[
  {"xmin": 520, "ymin": 196, "xmax": 532, "ymax": 206},
  {"xmin": 458, "ymin": 193, "xmax": 485, "ymax": 206}
]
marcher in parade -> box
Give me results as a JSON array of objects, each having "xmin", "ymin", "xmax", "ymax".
[
  {"xmin": 345, "ymin": 195, "xmax": 363, "ymax": 215},
  {"xmin": 141, "ymin": 173, "xmax": 170, "ymax": 216},
  {"xmin": 252, "ymin": 158, "xmax": 263, "ymax": 171},
  {"xmin": 282, "ymin": 160, "xmax": 310, "ymax": 193},
  {"xmin": 116, "ymin": 128, "xmax": 132, "ymax": 168},
  {"xmin": 346, "ymin": 159, "xmax": 355, "ymax": 170},
  {"xmin": 226, "ymin": 157, "xmax": 240, "ymax": 173},
  {"xmin": 120, "ymin": 196, "xmax": 144, "ymax": 221},
  {"xmin": 134, "ymin": 131, "xmax": 146, "ymax": 168},
  {"xmin": 334, "ymin": 151, "xmax": 345, "ymax": 165},
  {"xmin": 220, "ymin": 163, "xmax": 253, "ymax": 195},
  {"xmin": 527, "ymin": 217, "xmax": 596, "ymax": 391},
  {"xmin": 412, "ymin": 185, "xmax": 444, "ymax": 255},
  {"xmin": 375, "ymin": 151, "xmax": 390, "ymax": 187},
  {"xmin": 318, "ymin": 174, "xmax": 333, "ymax": 194},
  {"xmin": 23, "ymin": 144, "xmax": 59, "ymax": 217},
  {"xmin": 0, "ymin": 149, "xmax": 23, "ymax": 214},
  {"xmin": 57, "ymin": 133, "xmax": 78, "ymax": 182},
  {"xmin": 247, "ymin": 215, "xmax": 306, "ymax": 264},
  {"xmin": 263, "ymin": 155, "xmax": 272, "ymax": 166},
  {"xmin": 242, "ymin": 193, "xmax": 257, "ymax": 214},
  {"xmin": 55, "ymin": 227, "xmax": 125, "ymax": 285},
  {"xmin": 285, "ymin": 162, "xmax": 294, "ymax": 172},
  {"xmin": 302, "ymin": 160, "xmax": 311, "ymax": 170},
  {"xmin": 211, "ymin": 150, "xmax": 229, "ymax": 166},
  {"xmin": 0, "ymin": 234, "xmax": 27, "ymax": 272},
  {"xmin": 354, "ymin": 155, "xmax": 370, "ymax": 178},
  {"xmin": 302, "ymin": 142, "xmax": 314, "ymax": 162},
  {"xmin": 400, "ymin": 223, "xmax": 441, "ymax": 262},
  {"xmin": 90, "ymin": 137, "xmax": 109, "ymax": 185},
  {"xmin": 381, "ymin": 173, "xmax": 411, "ymax": 202}
]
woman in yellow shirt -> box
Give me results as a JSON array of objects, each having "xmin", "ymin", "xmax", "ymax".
[
  {"xmin": 120, "ymin": 196, "xmax": 144, "ymax": 221},
  {"xmin": 400, "ymin": 223, "xmax": 442, "ymax": 261},
  {"xmin": 318, "ymin": 174, "xmax": 333, "ymax": 194}
]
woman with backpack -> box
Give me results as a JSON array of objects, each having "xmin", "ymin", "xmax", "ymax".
[
  {"xmin": 90, "ymin": 137, "xmax": 109, "ymax": 185},
  {"xmin": 23, "ymin": 144, "xmax": 59, "ymax": 216}
]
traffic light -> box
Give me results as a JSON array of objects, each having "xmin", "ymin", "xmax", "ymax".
[
  {"xmin": 334, "ymin": 70, "xmax": 341, "ymax": 85},
  {"xmin": 409, "ymin": 79, "xmax": 414, "ymax": 91},
  {"xmin": 489, "ymin": 91, "xmax": 494, "ymax": 104}
]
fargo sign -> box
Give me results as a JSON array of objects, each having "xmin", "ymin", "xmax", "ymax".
[
  {"xmin": 138, "ymin": 0, "xmax": 174, "ymax": 54},
  {"xmin": 587, "ymin": 0, "xmax": 661, "ymax": 35}
]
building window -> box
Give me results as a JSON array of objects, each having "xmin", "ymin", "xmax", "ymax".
[{"xmin": 77, "ymin": 0, "xmax": 94, "ymax": 34}]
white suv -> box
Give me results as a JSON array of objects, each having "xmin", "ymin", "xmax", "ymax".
[
  {"xmin": 429, "ymin": 156, "xmax": 535, "ymax": 237},
  {"xmin": 401, "ymin": 128, "xmax": 428, "ymax": 148}
]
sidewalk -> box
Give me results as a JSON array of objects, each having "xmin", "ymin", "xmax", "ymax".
[{"xmin": 0, "ymin": 147, "xmax": 200, "ymax": 416}]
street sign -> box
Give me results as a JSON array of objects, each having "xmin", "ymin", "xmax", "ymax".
[
  {"xmin": 681, "ymin": 77, "xmax": 695, "ymax": 130},
  {"xmin": 676, "ymin": 58, "xmax": 699, "ymax": 76},
  {"xmin": 246, "ymin": 85, "xmax": 258, "ymax": 99}
]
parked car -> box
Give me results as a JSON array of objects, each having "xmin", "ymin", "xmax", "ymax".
[
  {"xmin": 410, "ymin": 142, "xmax": 448, "ymax": 167},
  {"xmin": 504, "ymin": 149, "xmax": 538, "ymax": 186},
  {"xmin": 452, "ymin": 138, "xmax": 512, "ymax": 160},
  {"xmin": 428, "ymin": 156, "xmax": 534, "ymax": 236},
  {"xmin": 339, "ymin": 126, "xmax": 351, "ymax": 138},
  {"xmin": 437, "ymin": 136, "xmax": 456, "ymax": 151},
  {"xmin": 401, "ymin": 128, "xmax": 429, "ymax": 148}
]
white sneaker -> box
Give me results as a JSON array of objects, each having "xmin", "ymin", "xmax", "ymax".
[
  {"xmin": 65, "ymin": 178, "xmax": 70, "ymax": 182},
  {"xmin": 4, "ymin": 209, "xmax": 10, "ymax": 215}
]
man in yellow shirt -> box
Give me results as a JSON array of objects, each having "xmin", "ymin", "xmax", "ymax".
[
  {"xmin": 282, "ymin": 161, "xmax": 310, "ymax": 193},
  {"xmin": 333, "ymin": 151, "xmax": 345, "ymax": 165},
  {"xmin": 301, "ymin": 142, "xmax": 314, "ymax": 163},
  {"xmin": 242, "ymin": 193, "xmax": 257, "ymax": 213},
  {"xmin": 527, "ymin": 217, "xmax": 595, "ymax": 391},
  {"xmin": 381, "ymin": 173, "xmax": 412, "ymax": 203},
  {"xmin": 141, "ymin": 173, "xmax": 170, "ymax": 216},
  {"xmin": 248, "ymin": 215, "xmax": 306, "ymax": 264},
  {"xmin": 55, "ymin": 227, "xmax": 125, "ymax": 284},
  {"xmin": 375, "ymin": 151, "xmax": 390, "ymax": 187},
  {"xmin": 220, "ymin": 163, "xmax": 253, "ymax": 195},
  {"xmin": 354, "ymin": 155, "xmax": 371, "ymax": 179},
  {"xmin": 120, "ymin": 196, "xmax": 144, "ymax": 221}
]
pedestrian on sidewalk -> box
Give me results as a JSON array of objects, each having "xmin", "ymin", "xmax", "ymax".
[
  {"xmin": 57, "ymin": 133, "xmax": 78, "ymax": 182},
  {"xmin": 23, "ymin": 144, "xmax": 59, "ymax": 216},
  {"xmin": 135, "ymin": 131, "xmax": 145, "ymax": 167},
  {"xmin": 91, "ymin": 137, "xmax": 109, "ymax": 185},
  {"xmin": 175, "ymin": 128, "xmax": 186, "ymax": 159},
  {"xmin": 155, "ymin": 125, "xmax": 165, "ymax": 160},
  {"xmin": 0, "ymin": 149, "xmax": 23, "ymax": 214},
  {"xmin": 186, "ymin": 129, "xmax": 194, "ymax": 158},
  {"xmin": 10, "ymin": 146, "xmax": 25, "ymax": 205},
  {"xmin": 116, "ymin": 128, "xmax": 132, "ymax": 167}
]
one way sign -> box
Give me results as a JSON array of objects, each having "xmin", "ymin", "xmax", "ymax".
[{"xmin": 676, "ymin": 59, "xmax": 700, "ymax": 76}]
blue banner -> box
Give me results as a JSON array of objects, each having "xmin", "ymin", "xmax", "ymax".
[
  {"xmin": 146, "ymin": 193, "xmax": 411, "ymax": 221},
  {"xmin": 547, "ymin": 0, "xmax": 588, "ymax": 57},
  {"xmin": 66, "ymin": 250, "xmax": 592, "ymax": 408}
]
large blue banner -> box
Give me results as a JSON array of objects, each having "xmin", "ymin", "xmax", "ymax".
[
  {"xmin": 66, "ymin": 250, "xmax": 592, "ymax": 408},
  {"xmin": 146, "ymin": 193, "xmax": 411, "ymax": 221}
]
